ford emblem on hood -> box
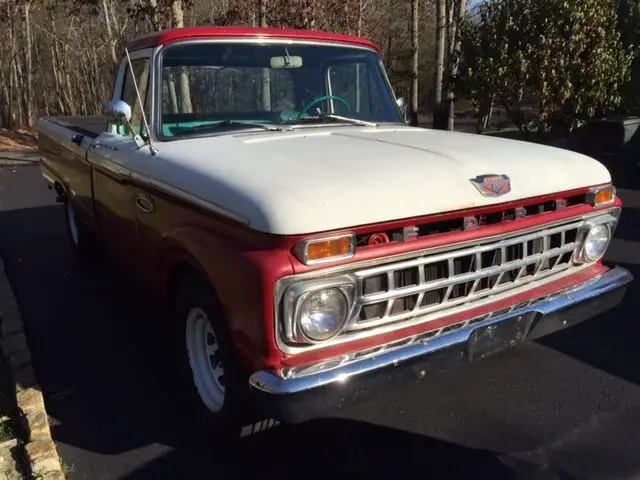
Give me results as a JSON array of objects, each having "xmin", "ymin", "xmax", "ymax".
[{"xmin": 470, "ymin": 174, "xmax": 511, "ymax": 197}]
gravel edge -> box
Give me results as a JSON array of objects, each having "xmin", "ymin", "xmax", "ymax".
[{"xmin": 0, "ymin": 258, "xmax": 65, "ymax": 480}]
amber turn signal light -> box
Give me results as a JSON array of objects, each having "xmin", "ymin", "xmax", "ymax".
[
  {"xmin": 297, "ymin": 234, "xmax": 356, "ymax": 265},
  {"xmin": 588, "ymin": 185, "xmax": 616, "ymax": 207}
]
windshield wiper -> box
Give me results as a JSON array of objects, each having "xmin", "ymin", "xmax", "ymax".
[
  {"xmin": 181, "ymin": 120, "xmax": 289, "ymax": 133},
  {"xmin": 292, "ymin": 114, "xmax": 379, "ymax": 128}
]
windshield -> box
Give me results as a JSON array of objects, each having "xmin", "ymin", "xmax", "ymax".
[{"xmin": 158, "ymin": 42, "xmax": 403, "ymax": 138}]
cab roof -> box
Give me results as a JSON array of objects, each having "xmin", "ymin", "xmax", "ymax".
[{"xmin": 126, "ymin": 26, "xmax": 381, "ymax": 52}]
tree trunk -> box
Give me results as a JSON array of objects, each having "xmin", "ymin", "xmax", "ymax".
[
  {"xmin": 409, "ymin": 0, "xmax": 419, "ymax": 126},
  {"xmin": 24, "ymin": 1, "xmax": 34, "ymax": 128},
  {"xmin": 385, "ymin": 0, "xmax": 393, "ymax": 73},
  {"xmin": 171, "ymin": 0, "xmax": 184, "ymax": 28},
  {"xmin": 170, "ymin": 1, "xmax": 193, "ymax": 113},
  {"xmin": 109, "ymin": 0, "xmax": 120, "ymax": 33},
  {"xmin": 50, "ymin": 45, "xmax": 63, "ymax": 114},
  {"xmin": 6, "ymin": 5, "xmax": 16, "ymax": 128},
  {"xmin": 102, "ymin": 0, "xmax": 118, "ymax": 65},
  {"xmin": 476, "ymin": 94, "xmax": 493, "ymax": 133},
  {"xmin": 260, "ymin": 0, "xmax": 271, "ymax": 111},
  {"xmin": 433, "ymin": 0, "xmax": 446, "ymax": 130},
  {"xmin": 148, "ymin": 0, "xmax": 161, "ymax": 31},
  {"xmin": 446, "ymin": 0, "xmax": 467, "ymax": 131},
  {"xmin": 1, "ymin": 71, "xmax": 10, "ymax": 128},
  {"xmin": 167, "ymin": 74, "xmax": 179, "ymax": 114},
  {"xmin": 12, "ymin": 57, "xmax": 24, "ymax": 127}
]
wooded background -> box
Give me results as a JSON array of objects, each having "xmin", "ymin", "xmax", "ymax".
[{"xmin": 1, "ymin": 0, "xmax": 639, "ymax": 135}]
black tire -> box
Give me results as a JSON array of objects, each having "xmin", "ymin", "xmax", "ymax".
[
  {"xmin": 173, "ymin": 273, "xmax": 253, "ymax": 444},
  {"xmin": 63, "ymin": 199, "xmax": 99, "ymax": 261}
]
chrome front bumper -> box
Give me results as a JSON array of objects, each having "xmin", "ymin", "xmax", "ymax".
[{"xmin": 250, "ymin": 266, "xmax": 632, "ymax": 407}]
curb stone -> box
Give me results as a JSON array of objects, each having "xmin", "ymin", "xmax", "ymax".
[{"xmin": 0, "ymin": 259, "xmax": 65, "ymax": 479}]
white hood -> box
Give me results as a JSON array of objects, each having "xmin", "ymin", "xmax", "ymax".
[{"xmin": 142, "ymin": 126, "xmax": 610, "ymax": 235}]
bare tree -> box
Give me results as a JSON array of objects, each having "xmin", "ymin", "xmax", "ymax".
[
  {"xmin": 260, "ymin": 0, "xmax": 271, "ymax": 111},
  {"xmin": 446, "ymin": 0, "xmax": 467, "ymax": 131},
  {"xmin": 410, "ymin": 0, "xmax": 419, "ymax": 125},
  {"xmin": 171, "ymin": 0, "xmax": 193, "ymax": 113},
  {"xmin": 102, "ymin": 0, "xmax": 118, "ymax": 65},
  {"xmin": 148, "ymin": 0, "xmax": 161, "ymax": 31},
  {"xmin": 433, "ymin": 0, "xmax": 446, "ymax": 129},
  {"xmin": 171, "ymin": 0, "xmax": 185, "ymax": 28},
  {"xmin": 23, "ymin": 1, "xmax": 34, "ymax": 128}
]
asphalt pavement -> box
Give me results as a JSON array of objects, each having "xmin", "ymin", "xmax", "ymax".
[{"xmin": 1, "ymin": 163, "xmax": 640, "ymax": 479}]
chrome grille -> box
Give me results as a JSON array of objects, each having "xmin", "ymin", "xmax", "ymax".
[{"xmin": 351, "ymin": 221, "xmax": 581, "ymax": 330}]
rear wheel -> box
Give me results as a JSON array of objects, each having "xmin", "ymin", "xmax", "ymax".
[
  {"xmin": 63, "ymin": 199, "xmax": 98, "ymax": 261},
  {"xmin": 174, "ymin": 274, "xmax": 252, "ymax": 442}
]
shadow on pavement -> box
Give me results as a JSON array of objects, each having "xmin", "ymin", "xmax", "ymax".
[
  {"xmin": 538, "ymin": 189, "xmax": 640, "ymax": 386},
  {"xmin": 610, "ymin": 206, "xmax": 640, "ymax": 244},
  {"xmin": 539, "ymin": 259, "xmax": 640, "ymax": 386},
  {"xmin": 121, "ymin": 419, "xmax": 518, "ymax": 480}
]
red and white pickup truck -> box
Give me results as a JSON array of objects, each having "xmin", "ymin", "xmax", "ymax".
[{"xmin": 37, "ymin": 26, "xmax": 632, "ymax": 436}]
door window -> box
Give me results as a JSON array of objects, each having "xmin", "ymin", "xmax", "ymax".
[{"xmin": 120, "ymin": 58, "xmax": 151, "ymax": 137}]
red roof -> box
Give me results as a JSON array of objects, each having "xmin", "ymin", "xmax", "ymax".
[{"xmin": 126, "ymin": 26, "xmax": 380, "ymax": 52}]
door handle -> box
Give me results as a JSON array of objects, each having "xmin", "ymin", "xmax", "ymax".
[{"xmin": 135, "ymin": 193, "xmax": 155, "ymax": 213}]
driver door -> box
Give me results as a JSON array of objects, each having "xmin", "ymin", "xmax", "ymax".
[{"xmin": 89, "ymin": 51, "xmax": 151, "ymax": 271}]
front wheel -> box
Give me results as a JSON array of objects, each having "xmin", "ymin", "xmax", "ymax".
[{"xmin": 174, "ymin": 274, "xmax": 252, "ymax": 442}]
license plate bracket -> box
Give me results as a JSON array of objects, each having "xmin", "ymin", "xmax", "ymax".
[{"xmin": 467, "ymin": 312, "xmax": 536, "ymax": 362}]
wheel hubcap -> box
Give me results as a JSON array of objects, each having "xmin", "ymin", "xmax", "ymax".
[
  {"xmin": 185, "ymin": 307, "xmax": 225, "ymax": 412},
  {"xmin": 67, "ymin": 203, "xmax": 79, "ymax": 246}
]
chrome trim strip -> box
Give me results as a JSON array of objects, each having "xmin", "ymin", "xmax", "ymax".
[
  {"xmin": 41, "ymin": 170, "xmax": 56, "ymax": 186},
  {"xmin": 89, "ymin": 154, "xmax": 131, "ymax": 182},
  {"xmin": 130, "ymin": 172, "xmax": 250, "ymax": 225},
  {"xmin": 252, "ymin": 266, "xmax": 633, "ymax": 395},
  {"xmin": 40, "ymin": 162, "xmax": 58, "ymax": 186}
]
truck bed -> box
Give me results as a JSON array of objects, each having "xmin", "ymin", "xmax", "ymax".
[{"xmin": 42, "ymin": 115, "xmax": 106, "ymax": 139}]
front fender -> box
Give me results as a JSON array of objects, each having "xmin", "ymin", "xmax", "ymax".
[{"xmin": 155, "ymin": 221, "xmax": 293, "ymax": 372}]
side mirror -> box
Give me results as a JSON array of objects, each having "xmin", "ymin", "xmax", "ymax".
[
  {"xmin": 104, "ymin": 100, "xmax": 132, "ymax": 124},
  {"xmin": 397, "ymin": 97, "xmax": 410, "ymax": 124}
]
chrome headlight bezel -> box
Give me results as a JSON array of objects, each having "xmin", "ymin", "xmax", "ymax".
[
  {"xmin": 574, "ymin": 211, "xmax": 619, "ymax": 264},
  {"xmin": 280, "ymin": 275, "xmax": 356, "ymax": 345}
]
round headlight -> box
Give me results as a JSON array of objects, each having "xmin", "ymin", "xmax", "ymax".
[
  {"xmin": 299, "ymin": 288, "xmax": 349, "ymax": 342},
  {"xmin": 583, "ymin": 224, "xmax": 611, "ymax": 261}
]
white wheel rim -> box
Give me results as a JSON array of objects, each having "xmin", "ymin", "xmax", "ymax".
[
  {"xmin": 67, "ymin": 202, "xmax": 79, "ymax": 246},
  {"xmin": 185, "ymin": 307, "xmax": 225, "ymax": 412}
]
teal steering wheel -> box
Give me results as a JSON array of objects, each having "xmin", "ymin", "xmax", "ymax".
[{"xmin": 297, "ymin": 95, "xmax": 351, "ymax": 119}]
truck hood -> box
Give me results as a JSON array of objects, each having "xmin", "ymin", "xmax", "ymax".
[{"xmin": 145, "ymin": 126, "xmax": 610, "ymax": 235}]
